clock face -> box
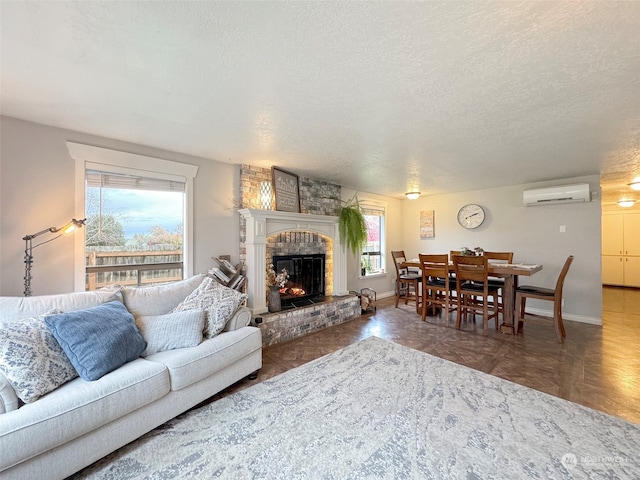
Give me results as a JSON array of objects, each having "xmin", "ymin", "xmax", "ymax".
[{"xmin": 457, "ymin": 204, "xmax": 485, "ymax": 229}]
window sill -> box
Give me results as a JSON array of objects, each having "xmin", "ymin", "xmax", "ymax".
[{"xmin": 359, "ymin": 272, "xmax": 386, "ymax": 280}]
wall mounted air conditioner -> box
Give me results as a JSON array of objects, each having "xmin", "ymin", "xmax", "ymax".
[{"xmin": 523, "ymin": 183, "xmax": 590, "ymax": 206}]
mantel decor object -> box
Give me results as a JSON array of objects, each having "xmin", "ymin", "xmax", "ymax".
[
  {"xmin": 23, "ymin": 218, "xmax": 86, "ymax": 296},
  {"xmin": 272, "ymin": 167, "xmax": 301, "ymax": 213}
]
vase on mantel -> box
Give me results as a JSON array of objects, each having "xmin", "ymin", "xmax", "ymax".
[{"xmin": 268, "ymin": 285, "xmax": 281, "ymax": 313}]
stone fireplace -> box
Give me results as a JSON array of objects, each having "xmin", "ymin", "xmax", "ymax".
[{"xmin": 239, "ymin": 209, "xmax": 348, "ymax": 314}]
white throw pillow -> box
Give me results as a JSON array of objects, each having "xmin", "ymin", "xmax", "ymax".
[
  {"xmin": 122, "ymin": 274, "xmax": 206, "ymax": 318},
  {"xmin": 172, "ymin": 277, "xmax": 247, "ymax": 338},
  {"xmin": 136, "ymin": 310, "xmax": 205, "ymax": 356},
  {"xmin": 0, "ymin": 311, "xmax": 78, "ymax": 403}
]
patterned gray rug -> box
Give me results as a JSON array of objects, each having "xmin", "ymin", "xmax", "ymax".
[{"xmin": 72, "ymin": 336, "xmax": 639, "ymax": 479}]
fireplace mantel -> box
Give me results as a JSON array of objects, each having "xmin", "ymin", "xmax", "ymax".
[{"xmin": 239, "ymin": 209, "xmax": 348, "ymax": 314}]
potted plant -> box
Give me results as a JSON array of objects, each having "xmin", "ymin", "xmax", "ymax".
[{"xmin": 338, "ymin": 194, "xmax": 367, "ymax": 256}]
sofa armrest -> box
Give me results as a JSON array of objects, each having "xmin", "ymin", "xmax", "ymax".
[
  {"xmin": 223, "ymin": 306, "xmax": 252, "ymax": 332},
  {"xmin": 0, "ymin": 371, "xmax": 20, "ymax": 414}
]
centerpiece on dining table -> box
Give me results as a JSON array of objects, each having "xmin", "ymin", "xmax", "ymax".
[{"xmin": 459, "ymin": 247, "xmax": 484, "ymax": 256}]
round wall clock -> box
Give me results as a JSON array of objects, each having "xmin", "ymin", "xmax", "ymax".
[{"xmin": 457, "ymin": 204, "xmax": 485, "ymax": 229}]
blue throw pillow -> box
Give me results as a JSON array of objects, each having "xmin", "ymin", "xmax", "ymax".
[{"xmin": 45, "ymin": 301, "xmax": 146, "ymax": 381}]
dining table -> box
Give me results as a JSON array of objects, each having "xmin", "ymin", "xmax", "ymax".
[{"xmin": 402, "ymin": 260, "xmax": 543, "ymax": 334}]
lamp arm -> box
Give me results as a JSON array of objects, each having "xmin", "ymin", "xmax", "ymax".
[
  {"xmin": 22, "ymin": 227, "xmax": 57, "ymax": 241},
  {"xmin": 22, "ymin": 218, "xmax": 86, "ymax": 297}
]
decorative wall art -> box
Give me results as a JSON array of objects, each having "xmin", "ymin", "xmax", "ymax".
[
  {"xmin": 272, "ymin": 167, "xmax": 301, "ymax": 213},
  {"xmin": 420, "ymin": 210, "xmax": 435, "ymax": 238}
]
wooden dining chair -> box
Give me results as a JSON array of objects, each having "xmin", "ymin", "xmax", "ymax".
[
  {"xmin": 391, "ymin": 250, "xmax": 422, "ymax": 313},
  {"xmin": 515, "ymin": 255, "xmax": 574, "ymax": 343},
  {"xmin": 453, "ymin": 255, "xmax": 500, "ymax": 331},
  {"xmin": 419, "ymin": 253, "xmax": 456, "ymax": 323},
  {"xmin": 483, "ymin": 251, "xmax": 514, "ymax": 319}
]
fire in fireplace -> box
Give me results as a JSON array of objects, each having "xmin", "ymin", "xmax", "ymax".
[{"xmin": 272, "ymin": 254, "xmax": 325, "ymax": 307}]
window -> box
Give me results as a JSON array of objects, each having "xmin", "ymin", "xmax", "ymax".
[
  {"xmin": 360, "ymin": 204, "xmax": 385, "ymax": 276},
  {"xmin": 85, "ymin": 169, "xmax": 185, "ymax": 290},
  {"xmin": 69, "ymin": 142, "xmax": 198, "ymax": 291}
]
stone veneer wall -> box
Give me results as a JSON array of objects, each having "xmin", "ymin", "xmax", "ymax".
[
  {"xmin": 257, "ymin": 295, "xmax": 360, "ymax": 346},
  {"xmin": 239, "ymin": 164, "xmax": 342, "ymax": 266}
]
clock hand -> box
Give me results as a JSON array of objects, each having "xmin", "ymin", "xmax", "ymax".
[{"xmin": 465, "ymin": 212, "xmax": 480, "ymax": 219}]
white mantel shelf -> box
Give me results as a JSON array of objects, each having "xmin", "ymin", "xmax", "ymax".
[{"xmin": 239, "ymin": 209, "xmax": 349, "ymax": 314}]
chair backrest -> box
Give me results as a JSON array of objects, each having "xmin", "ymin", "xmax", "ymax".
[
  {"xmin": 453, "ymin": 255, "xmax": 489, "ymax": 284},
  {"xmin": 483, "ymin": 251, "xmax": 513, "ymax": 263},
  {"xmin": 450, "ymin": 250, "xmax": 463, "ymax": 258},
  {"xmin": 391, "ymin": 250, "xmax": 407, "ymax": 278},
  {"xmin": 419, "ymin": 254, "xmax": 448, "ymax": 282},
  {"xmin": 555, "ymin": 255, "xmax": 574, "ymax": 297}
]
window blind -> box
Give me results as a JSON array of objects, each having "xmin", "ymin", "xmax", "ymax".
[
  {"xmin": 362, "ymin": 206, "xmax": 384, "ymax": 217},
  {"xmin": 86, "ymin": 170, "xmax": 185, "ymax": 193}
]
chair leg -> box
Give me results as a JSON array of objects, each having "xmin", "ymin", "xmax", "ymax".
[
  {"xmin": 554, "ymin": 302, "xmax": 565, "ymax": 343},
  {"xmin": 483, "ymin": 298, "xmax": 489, "ymax": 332},
  {"xmin": 395, "ymin": 280, "xmax": 402, "ymax": 308},
  {"xmin": 421, "ymin": 285, "xmax": 428, "ymax": 321},
  {"xmin": 516, "ymin": 292, "xmax": 526, "ymax": 334},
  {"xmin": 455, "ymin": 295, "xmax": 463, "ymax": 330}
]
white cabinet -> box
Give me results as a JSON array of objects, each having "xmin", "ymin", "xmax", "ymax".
[
  {"xmin": 623, "ymin": 215, "xmax": 640, "ymax": 256},
  {"xmin": 602, "ymin": 213, "xmax": 640, "ymax": 286},
  {"xmin": 602, "ymin": 215, "xmax": 624, "ymax": 255},
  {"xmin": 624, "ymin": 256, "xmax": 640, "ymax": 287},
  {"xmin": 602, "ymin": 256, "xmax": 624, "ymax": 285}
]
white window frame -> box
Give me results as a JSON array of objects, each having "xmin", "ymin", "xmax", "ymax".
[
  {"xmin": 68, "ymin": 142, "xmax": 198, "ymax": 292},
  {"xmin": 359, "ymin": 198, "xmax": 387, "ymax": 279}
]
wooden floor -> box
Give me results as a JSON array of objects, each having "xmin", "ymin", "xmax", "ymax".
[{"xmin": 220, "ymin": 286, "xmax": 640, "ymax": 425}]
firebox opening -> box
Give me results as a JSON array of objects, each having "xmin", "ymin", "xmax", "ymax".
[{"xmin": 273, "ymin": 254, "xmax": 325, "ymax": 308}]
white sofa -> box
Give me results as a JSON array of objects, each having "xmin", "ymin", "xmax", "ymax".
[{"xmin": 0, "ymin": 275, "xmax": 262, "ymax": 480}]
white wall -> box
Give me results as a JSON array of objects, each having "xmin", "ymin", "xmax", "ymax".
[
  {"xmin": 401, "ymin": 176, "xmax": 602, "ymax": 322},
  {"xmin": 342, "ymin": 187, "xmax": 403, "ymax": 298},
  {"xmin": 0, "ymin": 116, "xmax": 241, "ymax": 296},
  {"xmin": 0, "ymin": 116, "xmax": 603, "ymax": 323}
]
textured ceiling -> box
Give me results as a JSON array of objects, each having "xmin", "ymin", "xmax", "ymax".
[{"xmin": 1, "ymin": 1, "xmax": 639, "ymax": 203}]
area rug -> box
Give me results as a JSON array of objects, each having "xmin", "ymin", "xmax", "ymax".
[{"xmin": 71, "ymin": 336, "xmax": 639, "ymax": 479}]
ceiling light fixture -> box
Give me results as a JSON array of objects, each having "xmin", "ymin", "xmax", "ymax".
[
  {"xmin": 629, "ymin": 181, "xmax": 640, "ymax": 191},
  {"xmin": 405, "ymin": 191, "xmax": 421, "ymax": 200},
  {"xmin": 617, "ymin": 200, "xmax": 635, "ymax": 208}
]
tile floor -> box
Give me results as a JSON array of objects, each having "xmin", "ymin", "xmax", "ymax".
[{"xmin": 219, "ymin": 286, "xmax": 640, "ymax": 425}]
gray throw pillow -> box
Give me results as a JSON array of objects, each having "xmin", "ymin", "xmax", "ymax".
[
  {"xmin": 172, "ymin": 277, "xmax": 247, "ymax": 338},
  {"xmin": 136, "ymin": 310, "xmax": 205, "ymax": 356},
  {"xmin": 45, "ymin": 301, "xmax": 146, "ymax": 381},
  {"xmin": 0, "ymin": 310, "xmax": 78, "ymax": 403}
]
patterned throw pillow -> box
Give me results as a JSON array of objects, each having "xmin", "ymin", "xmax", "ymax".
[
  {"xmin": 0, "ymin": 311, "xmax": 78, "ymax": 404},
  {"xmin": 136, "ymin": 310, "xmax": 205, "ymax": 356},
  {"xmin": 172, "ymin": 277, "xmax": 247, "ymax": 338}
]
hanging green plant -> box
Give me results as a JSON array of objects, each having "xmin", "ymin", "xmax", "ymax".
[{"xmin": 338, "ymin": 195, "xmax": 367, "ymax": 255}]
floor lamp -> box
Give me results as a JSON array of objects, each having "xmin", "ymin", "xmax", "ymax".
[{"xmin": 23, "ymin": 218, "xmax": 86, "ymax": 296}]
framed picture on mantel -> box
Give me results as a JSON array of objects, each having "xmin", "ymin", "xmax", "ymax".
[{"xmin": 272, "ymin": 167, "xmax": 301, "ymax": 213}]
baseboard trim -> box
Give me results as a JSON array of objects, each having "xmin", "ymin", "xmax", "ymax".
[
  {"xmin": 376, "ymin": 292, "xmax": 603, "ymax": 326},
  {"xmin": 525, "ymin": 307, "xmax": 602, "ymax": 326},
  {"xmin": 378, "ymin": 290, "xmax": 396, "ymax": 300}
]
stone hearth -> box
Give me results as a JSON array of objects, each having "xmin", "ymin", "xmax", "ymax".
[{"xmin": 255, "ymin": 295, "xmax": 360, "ymax": 346}]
